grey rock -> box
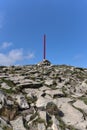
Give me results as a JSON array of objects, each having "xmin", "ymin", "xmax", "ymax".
[
  {"xmin": 1, "ymin": 82, "xmax": 11, "ymax": 90},
  {"xmin": 39, "ymin": 110, "xmax": 46, "ymax": 123},
  {"xmin": 36, "ymin": 96, "xmax": 52, "ymax": 108},
  {"xmin": 52, "ymin": 116, "xmax": 61, "ymax": 130},
  {"xmin": 54, "ymin": 98, "xmax": 87, "ymax": 130},
  {"xmin": 45, "ymin": 89, "xmax": 64, "ymax": 98},
  {"xmin": 38, "ymin": 123, "xmax": 46, "ymax": 130},
  {"xmin": 1, "ymin": 63, "xmax": 87, "ymax": 130},
  {"xmin": 25, "ymin": 114, "xmax": 32, "ymax": 122},
  {"xmin": 0, "ymin": 117, "xmax": 11, "ymax": 128},
  {"xmin": 6, "ymin": 99, "xmax": 14, "ymax": 106},
  {"xmin": 15, "ymin": 94, "xmax": 29, "ymax": 109},
  {"xmin": 45, "ymin": 79, "xmax": 53, "ymax": 86},
  {"xmin": 0, "ymin": 90, "xmax": 7, "ymax": 109},
  {"xmin": 73, "ymin": 100, "xmax": 87, "ymax": 113},
  {"xmin": 10, "ymin": 116, "xmax": 26, "ymax": 130},
  {"xmin": 47, "ymin": 127, "xmax": 53, "ymax": 130},
  {"xmin": 0, "ymin": 128, "xmax": 3, "ymax": 130}
]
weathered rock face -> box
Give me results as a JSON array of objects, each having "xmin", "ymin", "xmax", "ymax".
[
  {"xmin": 0, "ymin": 90, "xmax": 7, "ymax": 109},
  {"xmin": 0, "ymin": 63, "xmax": 87, "ymax": 130}
]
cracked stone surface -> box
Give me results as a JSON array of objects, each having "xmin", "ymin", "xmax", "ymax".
[{"xmin": 0, "ymin": 61, "xmax": 87, "ymax": 129}]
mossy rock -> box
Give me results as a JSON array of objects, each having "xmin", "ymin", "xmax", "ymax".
[
  {"xmin": 1, "ymin": 78, "xmax": 15, "ymax": 88},
  {"xmin": 67, "ymin": 125, "xmax": 78, "ymax": 130},
  {"xmin": 79, "ymin": 96, "xmax": 87, "ymax": 105},
  {"xmin": 26, "ymin": 96, "xmax": 37, "ymax": 104},
  {"xmin": 2, "ymin": 126, "xmax": 13, "ymax": 130},
  {"xmin": 46, "ymin": 102, "xmax": 64, "ymax": 117},
  {"xmin": 0, "ymin": 105, "xmax": 18, "ymax": 120}
]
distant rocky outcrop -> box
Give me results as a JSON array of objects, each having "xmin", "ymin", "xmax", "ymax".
[
  {"xmin": 0, "ymin": 60, "xmax": 87, "ymax": 130},
  {"xmin": 38, "ymin": 59, "xmax": 51, "ymax": 66}
]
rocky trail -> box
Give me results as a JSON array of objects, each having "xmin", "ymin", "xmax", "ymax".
[{"xmin": 0, "ymin": 60, "xmax": 87, "ymax": 130}]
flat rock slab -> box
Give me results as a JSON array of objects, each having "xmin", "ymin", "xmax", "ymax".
[
  {"xmin": 36, "ymin": 96, "xmax": 52, "ymax": 108},
  {"xmin": 1, "ymin": 82, "xmax": 11, "ymax": 89},
  {"xmin": 73, "ymin": 100, "xmax": 87, "ymax": 113},
  {"xmin": 45, "ymin": 89, "xmax": 63, "ymax": 98},
  {"xmin": 54, "ymin": 98, "xmax": 87, "ymax": 130},
  {"xmin": 10, "ymin": 116, "xmax": 26, "ymax": 130},
  {"xmin": 38, "ymin": 123, "xmax": 46, "ymax": 130}
]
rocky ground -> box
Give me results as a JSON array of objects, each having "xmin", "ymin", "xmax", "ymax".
[{"xmin": 0, "ymin": 60, "xmax": 87, "ymax": 130}]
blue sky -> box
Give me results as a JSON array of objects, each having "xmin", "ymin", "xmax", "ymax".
[{"xmin": 0, "ymin": 0, "xmax": 87, "ymax": 67}]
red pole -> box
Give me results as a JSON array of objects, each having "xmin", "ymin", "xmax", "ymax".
[{"xmin": 44, "ymin": 34, "xmax": 46, "ymax": 60}]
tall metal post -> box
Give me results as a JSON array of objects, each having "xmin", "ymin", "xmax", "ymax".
[{"xmin": 43, "ymin": 34, "xmax": 46, "ymax": 60}]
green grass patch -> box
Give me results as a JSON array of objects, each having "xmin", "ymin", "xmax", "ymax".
[
  {"xmin": 79, "ymin": 97, "xmax": 87, "ymax": 105},
  {"xmin": 1, "ymin": 88, "xmax": 14, "ymax": 94},
  {"xmin": 2, "ymin": 126, "xmax": 13, "ymax": 130},
  {"xmin": 1, "ymin": 78, "xmax": 15, "ymax": 88},
  {"xmin": 56, "ymin": 116, "xmax": 66, "ymax": 130},
  {"xmin": 67, "ymin": 125, "xmax": 79, "ymax": 130}
]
